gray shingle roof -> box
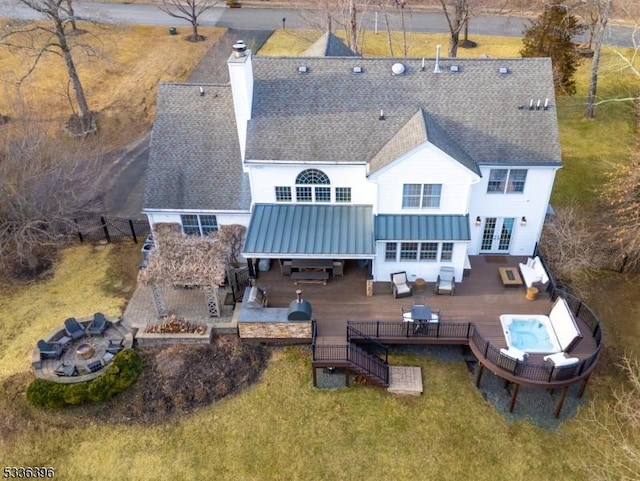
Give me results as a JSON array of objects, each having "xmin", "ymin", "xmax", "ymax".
[
  {"xmin": 143, "ymin": 83, "xmax": 251, "ymax": 211},
  {"xmin": 246, "ymin": 57, "xmax": 561, "ymax": 167},
  {"xmin": 244, "ymin": 204, "xmax": 374, "ymax": 256},
  {"xmin": 375, "ymin": 214, "xmax": 471, "ymax": 241},
  {"xmin": 301, "ymin": 31, "xmax": 360, "ymax": 57}
]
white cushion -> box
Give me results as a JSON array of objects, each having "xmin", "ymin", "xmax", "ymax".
[
  {"xmin": 500, "ymin": 347, "xmax": 528, "ymax": 361},
  {"xmin": 392, "ymin": 273, "xmax": 406, "ymax": 284},
  {"xmin": 526, "ymin": 257, "xmax": 535, "ymax": 269},
  {"xmin": 543, "ymin": 352, "xmax": 579, "ymax": 367},
  {"xmin": 402, "ymin": 312, "xmax": 413, "ymax": 322},
  {"xmin": 396, "ymin": 284, "xmax": 410, "ymax": 294}
]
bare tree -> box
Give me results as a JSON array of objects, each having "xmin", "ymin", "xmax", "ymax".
[
  {"xmin": 583, "ymin": 0, "xmax": 613, "ymax": 118},
  {"xmin": 0, "ymin": 111, "xmax": 102, "ymax": 273},
  {"xmin": 0, "ymin": 0, "xmax": 95, "ymax": 133},
  {"xmin": 437, "ymin": 0, "xmax": 505, "ymax": 57},
  {"xmin": 157, "ymin": 0, "xmax": 218, "ymax": 42},
  {"xmin": 580, "ymin": 356, "xmax": 640, "ymax": 481},
  {"xmin": 540, "ymin": 204, "xmax": 615, "ymax": 282},
  {"xmin": 438, "ymin": 0, "xmax": 471, "ymax": 57},
  {"xmin": 217, "ymin": 224, "xmax": 246, "ymax": 268},
  {"xmin": 395, "ymin": 0, "xmax": 409, "ymax": 57}
]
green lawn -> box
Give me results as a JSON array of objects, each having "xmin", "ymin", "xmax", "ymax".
[{"xmin": 1, "ymin": 30, "xmax": 639, "ymax": 481}]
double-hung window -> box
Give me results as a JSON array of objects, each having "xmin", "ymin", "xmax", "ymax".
[
  {"xmin": 487, "ymin": 169, "xmax": 527, "ymax": 193},
  {"xmin": 385, "ymin": 241, "xmax": 454, "ymax": 262},
  {"xmin": 180, "ymin": 214, "xmax": 218, "ymax": 236},
  {"xmin": 402, "ymin": 184, "xmax": 442, "ymax": 208}
]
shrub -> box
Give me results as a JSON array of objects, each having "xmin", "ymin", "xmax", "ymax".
[{"xmin": 26, "ymin": 349, "xmax": 143, "ymax": 408}]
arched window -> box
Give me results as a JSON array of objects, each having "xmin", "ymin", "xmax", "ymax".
[
  {"xmin": 295, "ymin": 169, "xmax": 331, "ymax": 202},
  {"xmin": 295, "ymin": 169, "xmax": 330, "ymax": 185}
]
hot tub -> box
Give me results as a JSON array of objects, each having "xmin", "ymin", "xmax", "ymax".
[{"xmin": 499, "ymin": 314, "xmax": 561, "ymax": 354}]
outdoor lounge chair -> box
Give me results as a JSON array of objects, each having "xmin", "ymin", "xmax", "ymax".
[
  {"xmin": 543, "ymin": 352, "xmax": 579, "ymax": 367},
  {"xmin": 64, "ymin": 317, "xmax": 85, "ymax": 340},
  {"xmin": 434, "ymin": 267, "xmax": 455, "ymax": 295},
  {"xmin": 37, "ymin": 339, "xmax": 64, "ymax": 360},
  {"xmin": 55, "ymin": 363, "xmax": 77, "ymax": 377},
  {"xmin": 391, "ymin": 271, "xmax": 413, "ymax": 298},
  {"xmin": 87, "ymin": 312, "xmax": 108, "ymax": 336},
  {"xmin": 106, "ymin": 339, "xmax": 124, "ymax": 355}
]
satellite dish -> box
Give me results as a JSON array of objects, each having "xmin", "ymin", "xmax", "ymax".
[{"xmin": 391, "ymin": 63, "xmax": 405, "ymax": 75}]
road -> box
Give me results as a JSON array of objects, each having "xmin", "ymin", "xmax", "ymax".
[{"xmin": 0, "ymin": 1, "xmax": 636, "ymax": 47}]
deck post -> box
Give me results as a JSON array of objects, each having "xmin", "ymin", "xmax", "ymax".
[
  {"xmin": 578, "ymin": 374, "xmax": 590, "ymax": 398},
  {"xmin": 312, "ymin": 366, "xmax": 317, "ymax": 387},
  {"xmin": 554, "ymin": 385, "xmax": 569, "ymax": 418},
  {"xmin": 508, "ymin": 383, "xmax": 520, "ymax": 413},
  {"xmin": 475, "ymin": 363, "xmax": 484, "ymax": 387}
]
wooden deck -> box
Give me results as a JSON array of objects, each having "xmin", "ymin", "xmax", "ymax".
[
  {"xmin": 254, "ymin": 255, "xmax": 599, "ymax": 368},
  {"xmin": 256, "ymin": 256, "xmax": 552, "ymax": 341}
]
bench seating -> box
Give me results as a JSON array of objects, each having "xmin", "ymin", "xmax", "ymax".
[{"xmin": 291, "ymin": 271, "xmax": 329, "ymax": 285}]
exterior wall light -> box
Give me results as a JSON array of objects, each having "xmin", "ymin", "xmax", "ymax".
[
  {"xmin": 475, "ymin": 216, "xmax": 482, "ymax": 226},
  {"xmin": 521, "ymin": 216, "xmax": 527, "ymax": 226}
]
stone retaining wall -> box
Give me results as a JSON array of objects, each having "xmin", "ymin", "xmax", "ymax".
[{"xmin": 238, "ymin": 321, "xmax": 312, "ymax": 340}]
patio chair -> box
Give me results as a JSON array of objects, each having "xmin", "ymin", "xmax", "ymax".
[
  {"xmin": 434, "ymin": 267, "xmax": 455, "ymax": 296},
  {"xmin": 37, "ymin": 339, "xmax": 64, "ymax": 360},
  {"xmin": 106, "ymin": 338, "xmax": 124, "ymax": 355},
  {"xmin": 391, "ymin": 271, "xmax": 413, "ymax": 299},
  {"xmin": 87, "ymin": 312, "xmax": 108, "ymax": 336},
  {"xmin": 64, "ymin": 317, "xmax": 85, "ymax": 340},
  {"xmin": 55, "ymin": 363, "xmax": 77, "ymax": 377}
]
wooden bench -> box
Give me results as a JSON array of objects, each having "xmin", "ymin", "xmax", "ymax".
[{"xmin": 291, "ymin": 271, "xmax": 329, "ymax": 285}]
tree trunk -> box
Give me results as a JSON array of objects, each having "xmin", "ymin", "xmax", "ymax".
[
  {"xmin": 584, "ymin": 0, "xmax": 610, "ymax": 119},
  {"xmin": 400, "ymin": 7, "xmax": 407, "ymax": 57},
  {"xmin": 55, "ymin": 20, "xmax": 91, "ymax": 129},
  {"xmin": 449, "ymin": 30, "xmax": 459, "ymax": 57},
  {"xmin": 349, "ymin": 0, "xmax": 357, "ymax": 53},
  {"xmin": 191, "ymin": 19, "xmax": 199, "ymax": 40},
  {"xmin": 383, "ymin": 9, "xmax": 393, "ymax": 57}
]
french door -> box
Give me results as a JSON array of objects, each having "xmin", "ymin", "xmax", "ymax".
[{"xmin": 480, "ymin": 217, "xmax": 515, "ymax": 253}]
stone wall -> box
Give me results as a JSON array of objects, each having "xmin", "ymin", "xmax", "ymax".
[{"xmin": 238, "ymin": 321, "xmax": 312, "ymax": 340}]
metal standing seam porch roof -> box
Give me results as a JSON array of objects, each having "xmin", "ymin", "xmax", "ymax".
[
  {"xmin": 243, "ymin": 204, "xmax": 375, "ymax": 258},
  {"xmin": 375, "ymin": 214, "xmax": 471, "ymax": 241}
]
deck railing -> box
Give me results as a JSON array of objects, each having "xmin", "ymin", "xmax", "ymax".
[
  {"xmin": 346, "ymin": 325, "xmax": 389, "ymax": 364},
  {"xmin": 312, "ymin": 342, "xmax": 389, "ymax": 386},
  {"xmin": 347, "ymin": 320, "xmax": 473, "ymax": 340},
  {"xmin": 469, "ymin": 327, "xmax": 602, "ymax": 383}
]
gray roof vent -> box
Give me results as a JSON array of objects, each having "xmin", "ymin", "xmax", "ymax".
[
  {"xmin": 298, "ymin": 66, "xmax": 309, "ymax": 74},
  {"xmin": 450, "ymin": 65, "xmax": 460, "ymax": 73},
  {"xmin": 499, "ymin": 67, "xmax": 510, "ymax": 74},
  {"xmin": 391, "ymin": 63, "xmax": 406, "ymax": 75},
  {"xmin": 353, "ymin": 66, "xmax": 363, "ymax": 73}
]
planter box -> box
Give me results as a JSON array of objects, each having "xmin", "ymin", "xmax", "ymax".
[{"xmin": 136, "ymin": 325, "xmax": 214, "ymax": 346}]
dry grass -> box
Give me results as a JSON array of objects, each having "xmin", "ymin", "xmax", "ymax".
[
  {"xmin": 259, "ymin": 29, "xmax": 523, "ymax": 58},
  {"xmin": 0, "ymin": 23, "xmax": 223, "ymax": 147},
  {"xmin": 0, "ymin": 244, "xmax": 138, "ymax": 383}
]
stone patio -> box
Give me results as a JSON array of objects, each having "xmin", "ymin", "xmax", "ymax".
[{"xmin": 32, "ymin": 317, "xmax": 134, "ymax": 384}]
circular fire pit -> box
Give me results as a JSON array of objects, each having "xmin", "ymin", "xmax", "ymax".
[{"xmin": 76, "ymin": 342, "xmax": 95, "ymax": 360}]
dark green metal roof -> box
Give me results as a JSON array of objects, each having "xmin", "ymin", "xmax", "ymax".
[
  {"xmin": 375, "ymin": 214, "xmax": 471, "ymax": 241},
  {"xmin": 243, "ymin": 204, "xmax": 374, "ymax": 257}
]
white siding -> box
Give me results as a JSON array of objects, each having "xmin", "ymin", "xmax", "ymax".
[
  {"xmin": 373, "ymin": 144, "xmax": 479, "ymax": 215},
  {"xmin": 144, "ymin": 211, "xmax": 251, "ymax": 229},
  {"xmin": 467, "ymin": 166, "xmax": 558, "ymax": 255},
  {"xmin": 246, "ymin": 163, "xmax": 376, "ymax": 205},
  {"xmin": 372, "ymin": 241, "xmax": 469, "ymax": 282}
]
